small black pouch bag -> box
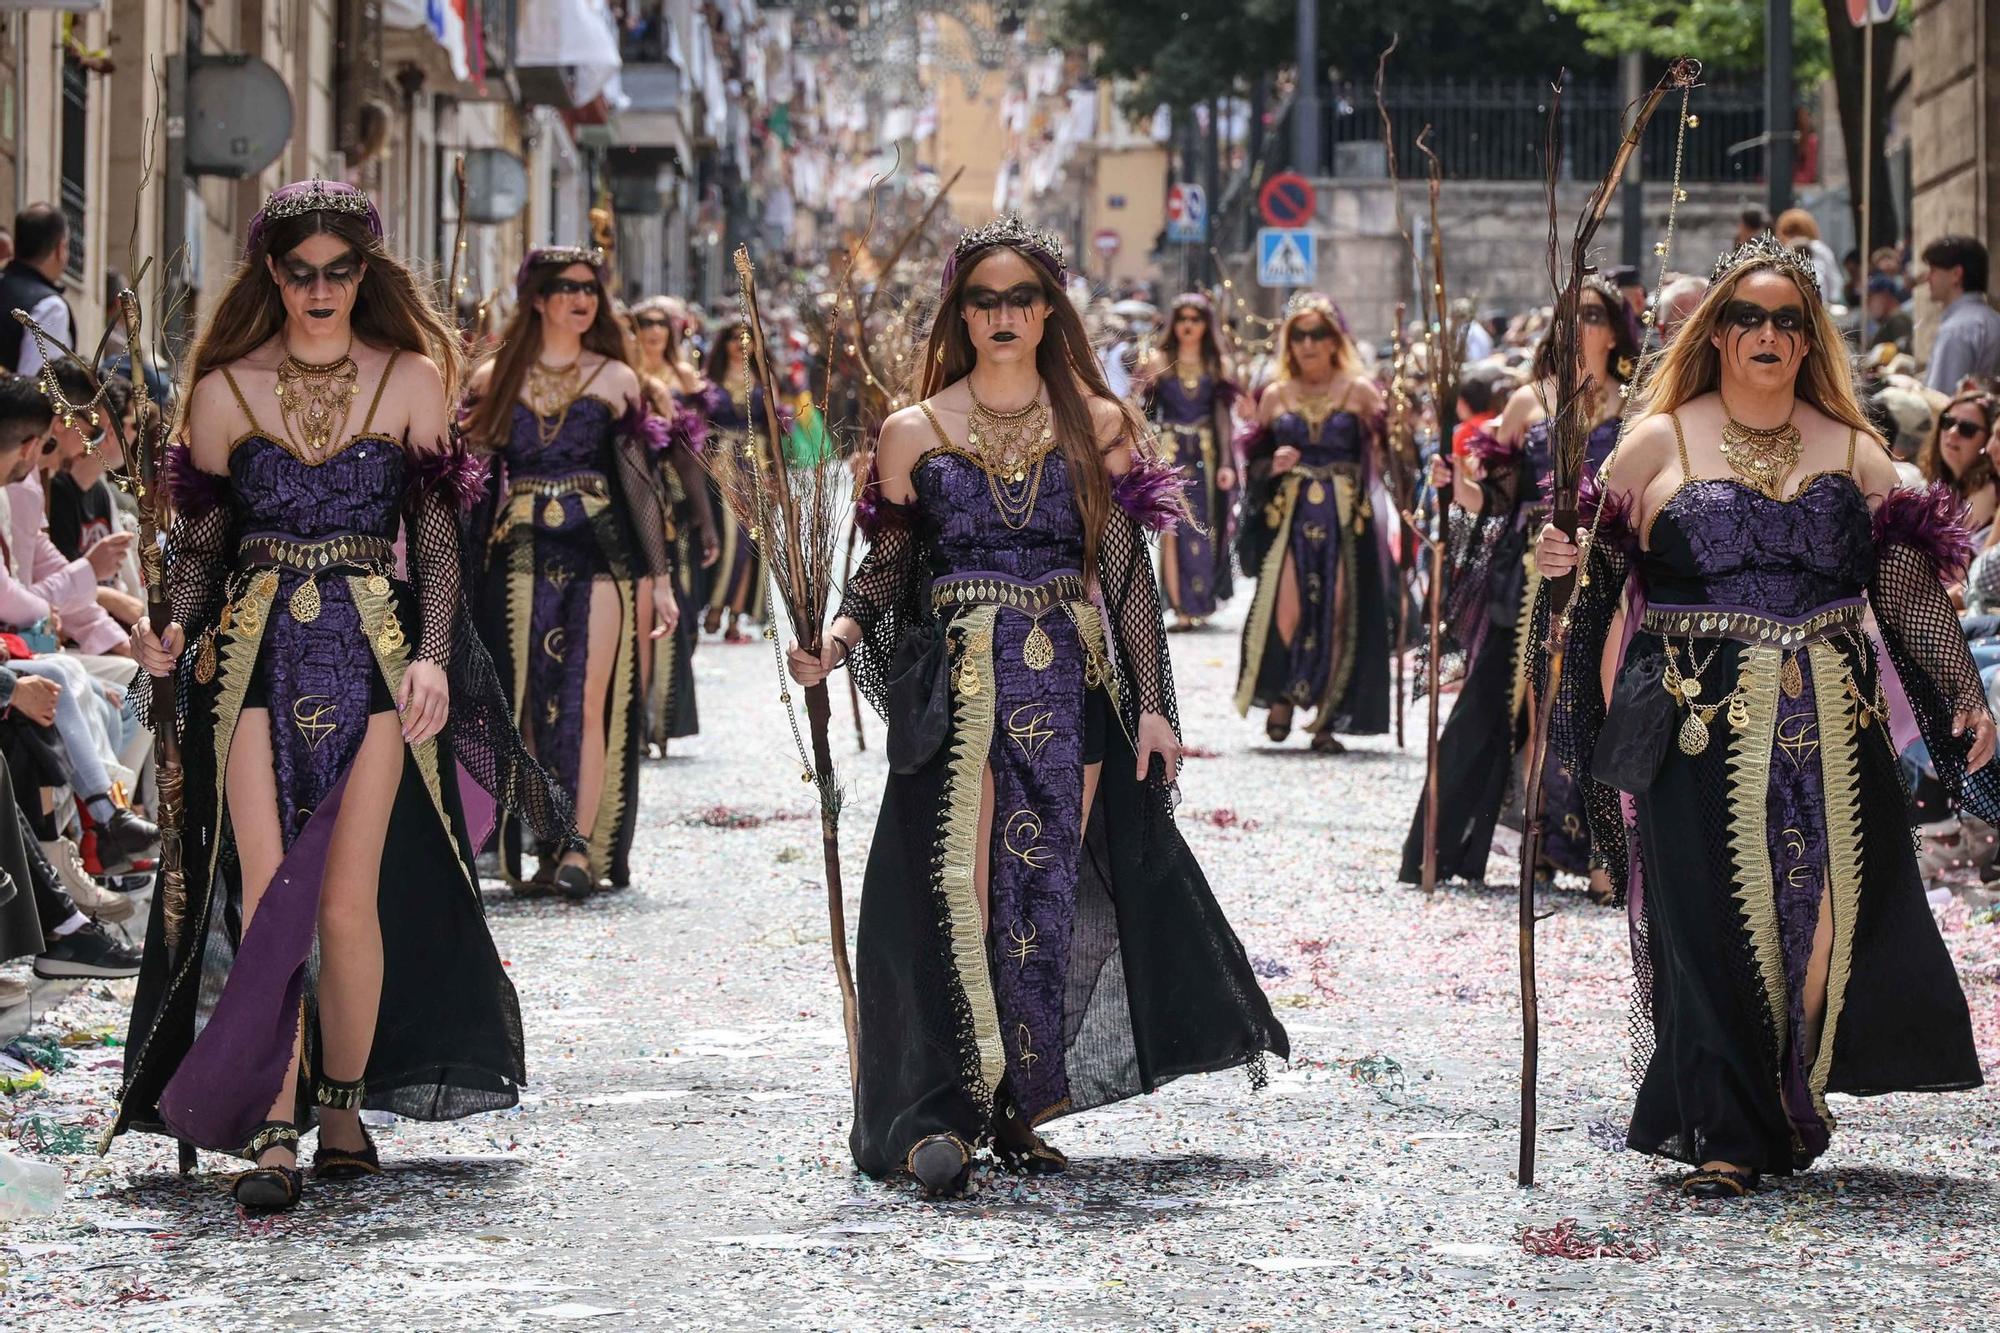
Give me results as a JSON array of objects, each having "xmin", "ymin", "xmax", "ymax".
[
  {"xmin": 1592, "ymin": 651, "xmax": 1678, "ymax": 795},
  {"xmin": 886, "ymin": 619, "xmax": 951, "ymax": 774}
]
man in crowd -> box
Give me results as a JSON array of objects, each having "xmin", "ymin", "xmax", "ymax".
[
  {"xmin": 1864, "ymin": 274, "xmax": 1915, "ymax": 353},
  {"xmin": 0, "ymin": 205, "xmax": 73, "ymax": 377},
  {"xmin": 1735, "ymin": 206, "xmax": 1769, "ymax": 248},
  {"xmin": 1921, "ymin": 235, "xmax": 2000, "ymax": 392}
]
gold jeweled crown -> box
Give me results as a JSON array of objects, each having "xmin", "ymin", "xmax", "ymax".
[
  {"xmin": 258, "ymin": 178, "xmax": 375, "ymax": 223},
  {"xmin": 952, "ymin": 213, "xmax": 1066, "ymax": 271},
  {"xmin": 1709, "ymin": 230, "xmax": 1822, "ymax": 293}
]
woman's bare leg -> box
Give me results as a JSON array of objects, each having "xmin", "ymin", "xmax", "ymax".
[
  {"xmin": 224, "ymin": 709, "xmax": 294, "ymax": 1166},
  {"xmin": 562, "ymin": 579, "xmax": 624, "ymax": 871},
  {"xmin": 313, "ymin": 710, "xmax": 403, "ymax": 1152}
]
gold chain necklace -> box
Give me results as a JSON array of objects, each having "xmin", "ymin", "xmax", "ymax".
[
  {"xmin": 1175, "ymin": 359, "xmax": 1205, "ymax": 394},
  {"xmin": 965, "ymin": 381, "xmax": 1053, "ymax": 531},
  {"xmin": 1294, "ymin": 379, "xmax": 1340, "ymax": 436},
  {"xmin": 526, "ymin": 357, "xmax": 584, "ymax": 446},
  {"xmin": 273, "ymin": 345, "xmax": 360, "ymax": 459},
  {"xmin": 1717, "ymin": 392, "xmax": 1804, "ymax": 500}
]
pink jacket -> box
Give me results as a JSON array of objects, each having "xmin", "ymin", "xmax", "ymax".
[{"xmin": 4, "ymin": 473, "xmax": 126, "ymax": 653}]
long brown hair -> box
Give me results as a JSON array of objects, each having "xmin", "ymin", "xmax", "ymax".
[
  {"xmin": 1636, "ymin": 260, "xmax": 1875, "ymax": 437},
  {"xmin": 1918, "ymin": 388, "xmax": 1998, "ymax": 498},
  {"xmin": 918, "ymin": 245, "xmax": 1146, "ymax": 571},
  {"xmin": 1152, "ymin": 300, "xmax": 1226, "ymax": 382},
  {"xmin": 1529, "ymin": 277, "xmax": 1637, "ymax": 387},
  {"xmin": 1275, "ymin": 298, "xmax": 1360, "ymax": 382},
  {"xmin": 464, "ymin": 258, "xmax": 635, "ymax": 449},
  {"xmin": 179, "ymin": 207, "xmax": 463, "ymax": 437}
]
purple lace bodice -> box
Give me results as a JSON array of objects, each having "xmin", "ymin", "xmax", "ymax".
[
  {"xmin": 1643, "ymin": 472, "xmax": 1874, "ymax": 616},
  {"xmin": 503, "ymin": 398, "xmax": 616, "ymax": 479},
  {"xmin": 914, "ymin": 448, "xmax": 1085, "ymax": 581},
  {"xmin": 1273, "ymin": 410, "xmax": 1364, "ymax": 467},
  {"xmin": 230, "ymin": 435, "xmax": 406, "ymax": 541},
  {"xmin": 1156, "ymin": 373, "xmax": 1217, "ymax": 426}
]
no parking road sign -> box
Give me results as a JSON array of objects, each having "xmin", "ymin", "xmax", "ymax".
[
  {"xmin": 1259, "ymin": 171, "xmax": 1317, "ymax": 229},
  {"xmin": 1257, "ymin": 228, "xmax": 1315, "ymax": 288}
]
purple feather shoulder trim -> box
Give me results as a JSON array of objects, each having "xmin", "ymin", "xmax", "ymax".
[
  {"xmin": 1111, "ymin": 454, "xmax": 1185, "ymax": 534},
  {"xmin": 1234, "ymin": 421, "xmax": 1272, "ymax": 462},
  {"xmin": 670, "ymin": 402, "xmax": 708, "ymax": 455},
  {"xmin": 407, "ymin": 437, "xmax": 490, "ymax": 511},
  {"xmin": 1215, "ymin": 377, "xmax": 1243, "ymax": 409},
  {"xmin": 618, "ymin": 398, "xmax": 674, "ymax": 455},
  {"xmin": 1463, "ymin": 427, "xmax": 1520, "ymax": 469},
  {"xmin": 165, "ymin": 443, "xmax": 230, "ymax": 519},
  {"xmin": 854, "ymin": 456, "xmax": 915, "ymax": 538},
  {"xmin": 1873, "ymin": 483, "xmax": 1976, "ymax": 581},
  {"xmin": 1576, "ymin": 471, "xmax": 1639, "ymax": 557}
]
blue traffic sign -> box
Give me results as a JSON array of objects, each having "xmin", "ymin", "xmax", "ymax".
[{"xmin": 1257, "ymin": 228, "xmax": 1315, "ymax": 288}]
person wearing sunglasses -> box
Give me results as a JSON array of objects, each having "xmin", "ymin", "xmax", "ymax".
[
  {"xmin": 1136, "ymin": 292, "xmax": 1240, "ymax": 630},
  {"xmin": 1399, "ymin": 276, "xmax": 1631, "ymax": 900},
  {"xmin": 1233, "ymin": 292, "xmax": 1391, "ymax": 754},
  {"xmin": 628, "ymin": 295, "xmax": 717, "ymax": 754},
  {"xmin": 693, "ymin": 319, "xmax": 781, "ymax": 642},
  {"xmin": 1534, "ymin": 233, "xmax": 1990, "ymax": 1200},
  {"xmin": 461, "ymin": 247, "xmax": 678, "ymax": 899},
  {"xmin": 1916, "ymin": 389, "xmax": 1998, "ymax": 537}
]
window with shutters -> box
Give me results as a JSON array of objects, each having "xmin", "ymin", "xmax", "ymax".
[{"xmin": 61, "ymin": 55, "xmax": 87, "ymax": 285}]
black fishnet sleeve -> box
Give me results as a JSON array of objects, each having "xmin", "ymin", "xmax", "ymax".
[
  {"xmin": 1099, "ymin": 509, "xmax": 1178, "ymax": 732},
  {"xmin": 165, "ymin": 499, "xmax": 232, "ymax": 650},
  {"xmin": 666, "ymin": 443, "xmax": 716, "ymax": 548},
  {"xmin": 836, "ymin": 516, "xmax": 924, "ymax": 716},
  {"xmin": 1871, "ymin": 539, "xmax": 2000, "ymax": 824},
  {"xmin": 1531, "ymin": 503, "xmax": 1634, "ymax": 896},
  {"xmin": 614, "ymin": 425, "xmax": 674, "ymax": 580},
  {"xmin": 407, "ymin": 437, "xmax": 584, "ymax": 855}
]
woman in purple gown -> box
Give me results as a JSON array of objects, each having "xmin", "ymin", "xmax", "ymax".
[
  {"xmin": 116, "ymin": 181, "xmax": 576, "ymax": 1211},
  {"xmin": 789, "ymin": 216, "xmax": 1286, "ymax": 1198},
  {"xmin": 1235, "ymin": 293, "xmax": 1392, "ymax": 752},
  {"xmin": 694, "ymin": 322, "xmax": 772, "ymax": 641},
  {"xmin": 1537, "ymin": 235, "xmax": 1991, "ymax": 1197},
  {"xmin": 462, "ymin": 247, "xmax": 680, "ymax": 898},
  {"xmin": 1138, "ymin": 293, "xmax": 1238, "ymax": 627}
]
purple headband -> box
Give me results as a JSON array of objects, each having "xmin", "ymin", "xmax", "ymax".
[
  {"xmin": 516, "ymin": 246, "xmax": 609, "ymax": 298},
  {"xmin": 245, "ymin": 179, "xmax": 383, "ymax": 255},
  {"xmin": 941, "ymin": 214, "xmax": 1067, "ymax": 294}
]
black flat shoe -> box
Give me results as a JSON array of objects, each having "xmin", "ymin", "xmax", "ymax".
[
  {"xmin": 1265, "ymin": 706, "xmax": 1294, "ymax": 743},
  {"xmin": 552, "ymin": 863, "xmax": 595, "ymax": 900},
  {"xmin": 1310, "ymin": 732, "xmax": 1346, "ymax": 754},
  {"xmin": 233, "ymin": 1122, "xmax": 303, "ymax": 1212},
  {"xmin": 992, "ymin": 1096, "xmax": 1068, "ymax": 1175},
  {"xmin": 312, "ymin": 1130, "xmax": 382, "ymax": 1181},
  {"xmin": 1679, "ymin": 1166, "xmax": 1759, "ymax": 1199},
  {"xmin": 906, "ymin": 1134, "xmax": 972, "ymax": 1199}
]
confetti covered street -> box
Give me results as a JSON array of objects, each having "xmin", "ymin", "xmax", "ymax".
[{"xmin": 4, "ymin": 603, "xmax": 1999, "ymax": 1331}]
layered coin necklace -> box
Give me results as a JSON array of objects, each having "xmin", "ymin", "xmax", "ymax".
[
  {"xmin": 527, "ymin": 357, "xmax": 584, "ymax": 446},
  {"xmin": 965, "ymin": 380, "xmax": 1054, "ymax": 532},
  {"xmin": 1175, "ymin": 359, "xmax": 1205, "ymax": 395},
  {"xmin": 1717, "ymin": 392, "xmax": 1804, "ymax": 500},
  {"xmin": 274, "ymin": 344, "xmax": 360, "ymax": 460}
]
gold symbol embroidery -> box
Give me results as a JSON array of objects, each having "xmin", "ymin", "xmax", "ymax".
[
  {"xmin": 1786, "ymin": 864, "xmax": 1818, "ymax": 890},
  {"xmin": 542, "ymin": 627, "xmax": 568, "ymax": 663},
  {"xmin": 289, "ymin": 575, "xmax": 322, "ymax": 624},
  {"xmin": 1003, "ymin": 810, "xmax": 1053, "ymax": 870},
  {"xmin": 1782, "ymin": 827, "xmax": 1808, "ymax": 859},
  {"xmin": 1007, "ymin": 704, "xmax": 1056, "ymax": 761},
  {"xmin": 545, "ymin": 560, "xmax": 574, "ymax": 593},
  {"xmin": 1023, "ymin": 621, "xmax": 1055, "ymax": 671},
  {"xmin": 1007, "ymin": 919, "xmax": 1039, "ymax": 966},
  {"xmin": 1562, "ymin": 813, "xmax": 1583, "ymax": 838},
  {"xmin": 1015, "ymin": 1023, "xmax": 1039, "ymax": 1072},
  {"xmin": 542, "ymin": 496, "xmax": 566, "ymax": 527},
  {"xmin": 1774, "ymin": 713, "xmax": 1820, "ymax": 770},
  {"xmin": 1780, "ymin": 653, "xmax": 1804, "ymax": 700},
  {"xmin": 364, "ymin": 574, "xmax": 391, "ymax": 599},
  {"xmin": 193, "ymin": 632, "xmax": 218, "ymax": 684},
  {"xmin": 1307, "ymin": 480, "xmax": 1327, "ymax": 505},
  {"xmin": 292, "ymin": 694, "xmax": 338, "ymax": 749}
]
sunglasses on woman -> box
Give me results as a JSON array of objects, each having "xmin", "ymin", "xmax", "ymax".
[
  {"xmin": 1292, "ymin": 325, "xmax": 1335, "ymax": 344},
  {"xmin": 1941, "ymin": 415, "xmax": 1988, "ymax": 440},
  {"xmin": 544, "ymin": 278, "xmax": 599, "ymax": 298},
  {"xmin": 633, "ymin": 315, "xmax": 671, "ymax": 329}
]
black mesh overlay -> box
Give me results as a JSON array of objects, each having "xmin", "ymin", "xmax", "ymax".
[
  {"xmin": 837, "ymin": 519, "xmax": 925, "ymax": 718},
  {"xmin": 1870, "ymin": 541, "xmax": 2000, "ymax": 823},
  {"xmin": 1532, "ymin": 529, "xmax": 1631, "ymax": 895},
  {"xmin": 614, "ymin": 428, "xmax": 674, "ymax": 580},
  {"xmin": 1098, "ymin": 509, "xmax": 1177, "ymax": 731}
]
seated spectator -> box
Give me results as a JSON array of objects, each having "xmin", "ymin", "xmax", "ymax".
[
  {"xmin": 48, "ymin": 375, "xmax": 145, "ymax": 629},
  {"xmin": 1863, "ymin": 275, "xmax": 1915, "ymax": 353},
  {"xmin": 1921, "ymin": 235, "xmax": 2000, "ymax": 393},
  {"xmin": 1450, "ymin": 373, "xmax": 1501, "ymax": 456},
  {"xmin": 1917, "ymin": 386, "xmax": 1998, "ymax": 535}
]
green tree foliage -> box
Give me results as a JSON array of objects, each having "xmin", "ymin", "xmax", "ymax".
[{"xmin": 1544, "ymin": 0, "xmax": 1833, "ymax": 87}]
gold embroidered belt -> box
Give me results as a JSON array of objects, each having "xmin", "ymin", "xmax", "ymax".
[
  {"xmin": 931, "ymin": 572, "xmax": 1088, "ymax": 615},
  {"xmin": 1287, "ymin": 460, "xmax": 1362, "ymax": 484},
  {"xmin": 507, "ymin": 471, "xmax": 609, "ymax": 501},
  {"xmin": 236, "ymin": 534, "xmax": 396, "ymax": 574},
  {"xmin": 1641, "ymin": 600, "xmax": 1863, "ymax": 649}
]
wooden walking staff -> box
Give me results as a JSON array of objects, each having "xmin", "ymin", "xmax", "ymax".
[
  {"xmin": 1386, "ymin": 301, "xmax": 1413, "ymax": 749},
  {"xmin": 1514, "ymin": 59, "xmax": 1700, "ymax": 1188}
]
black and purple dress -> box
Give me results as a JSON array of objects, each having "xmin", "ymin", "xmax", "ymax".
[
  {"xmin": 1546, "ymin": 420, "xmax": 1985, "ymax": 1174},
  {"xmin": 112, "ymin": 356, "xmax": 577, "ymax": 1156},
  {"xmin": 1235, "ymin": 394, "xmax": 1392, "ymax": 737},
  {"xmin": 1399, "ymin": 416, "xmax": 1618, "ymax": 884},
  {"xmin": 645, "ymin": 389, "xmax": 714, "ymax": 746},
  {"xmin": 697, "ymin": 381, "xmax": 770, "ymax": 626},
  {"xmin": 476, "ymin": 387, "xmax": 674, "ymax": 888},
  {"xmin": 1144, "ymin": 367, "xmax": 1237, "ymax": 617},
  {"xmin": 840, "ymin": 412, "xmax": 1287, "ymax": 1177}
]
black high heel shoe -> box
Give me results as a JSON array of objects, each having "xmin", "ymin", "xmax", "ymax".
[
  {"xmin": 233, "ymin": 1122, "xmax": 304, "ymax": 1212},
  {"xmin": 311, "ymin": 1075, "xmax": 382, "ymax": 1181},
  {"xmin": 906, "ymin": 1134, "xmax": 972, "ymax": 1199}
]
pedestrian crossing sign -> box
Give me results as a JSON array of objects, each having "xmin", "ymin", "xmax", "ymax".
[{"xmin": 1257, "ymin": 228, "xmax": 1315, "ymax": 288}]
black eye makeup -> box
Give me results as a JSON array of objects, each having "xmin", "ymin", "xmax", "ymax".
[
  {"xmin": 280, "ymin": 252, "xmax": 362, "ymax": 290},
  {"xmin": 1723, "ymin": 300, "xmax": 1806, "ymax": 333},
  {"xmin": 544, "ymin": 278, "xmax": 600, "ymax": 298},
  {"xmin": 1577, "ymin": 304, "xmax": 1612, "ymax": 327},
  {"xmin": 964, "ymin": 283, "xmax": 1045, "ymax": 314}
]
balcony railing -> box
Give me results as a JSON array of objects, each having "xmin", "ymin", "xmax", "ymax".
[{"xmin": 1327, "ymin": 77, "xmax": 1775, "ymax": 184}]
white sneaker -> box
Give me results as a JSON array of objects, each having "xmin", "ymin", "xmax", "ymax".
[
  {"xmin": 0, "ymin": 973, "xmax": 29, "ymax": 1009},
  {"xmin": 39, "ymin": 837, "xmax": 135, "ymax": 925}
]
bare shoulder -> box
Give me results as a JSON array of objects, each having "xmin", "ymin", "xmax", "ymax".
[
  {"xmin": 590, "ymin": 356, "xmax": 642, "ymax": 405},
  {"xmin": 875, "ymin": 403, "xmax": 934, "ymax": 469},
  {"xmin": 1849, "ymin": 427, "xmax": 1901, "ymax": 500},
  {"xmin": 1609, "ymin": 412, "xmax": 1678, "ymax": 496},
  {"xmin": 466, "ymin": 359, "xmax": 495, "ymax": 397},
  {"xmin": 1345, "ymin": 375, "xmax": 1385, "ymax": 413},
  {"xmin": 1258, "ymin": 379, "xmax": 1293, "ymax": 423},
  {"xmin": 1088, "ymin": 394, "xmax": 1129, "ymax": 445}
]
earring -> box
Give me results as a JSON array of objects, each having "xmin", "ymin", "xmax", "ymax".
[{"xmin": 936, "ymin": 345, "xmax": 945, "ymax": 364}]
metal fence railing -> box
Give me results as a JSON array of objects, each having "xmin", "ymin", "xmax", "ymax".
[{"xmin": 1326, "ymin": 78, "xmax": 1770, "ymax": 184}]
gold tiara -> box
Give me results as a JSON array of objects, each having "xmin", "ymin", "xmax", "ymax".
[
  {"xmin": 952, "ymin": 213, "xmax": 1065, "ymax": 271},
  {"xmin": 1709, "ymin": 231, "xmax": 1822, "ymax": 293}
]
